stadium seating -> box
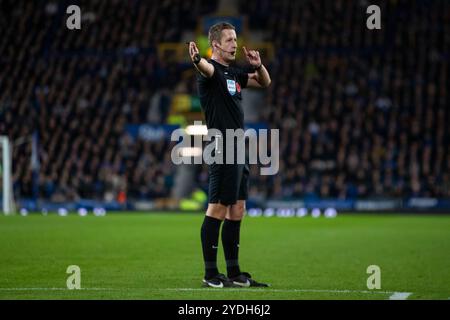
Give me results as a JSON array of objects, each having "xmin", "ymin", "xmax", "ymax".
[{"xmin": 1, "ymin": 0, "xmax": 449, "ymax": 206}]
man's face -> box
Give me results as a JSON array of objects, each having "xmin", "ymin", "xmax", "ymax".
[{"xmin": 218, "ymin": 29, "xmax": 237, "ymax": 62}]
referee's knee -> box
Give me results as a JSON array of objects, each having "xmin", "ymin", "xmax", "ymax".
[
  {"xmin": 227, "ymin": 202, "xmax": 245, "ymax": 221},
  {"xmin": 206, "ymin": 203, "xmax": 228, "ymax": 220}
]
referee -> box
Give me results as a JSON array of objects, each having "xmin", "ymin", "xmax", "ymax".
[{"xmin": 188, "ymin": 22, "xmax": 271, "ymax": 288}]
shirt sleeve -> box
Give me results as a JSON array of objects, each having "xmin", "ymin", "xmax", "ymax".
[
  {"xmin": 196, "ymin": 64, "xmax": 215, "ymax": 88},
  {"xmin": 196, "ymin": 59, "xmax": 216, "ymax": 81},
  {"xmin": 236, "ymin": 68, "xmax": 249, "ymax": 89}
]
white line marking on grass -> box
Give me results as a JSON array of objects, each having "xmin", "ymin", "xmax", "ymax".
[
  {"xmin": 0, "ymin": 287, "xmax": 392, "ymax": 294},
  {"xmin": 0, "ymin": 288, "xmax": 117, "ymax": 291},
  {"xmin": 389, "ymin": 292, "xmax": 412, "ymax": 300},
  {"xmin": 0, "ymin": 287, "xmax": 413, "ymax": 300},
  {"xmin": 163, "ymin": 288, "xmax": 416, "ymax": 300},
  {"xmin": 162, "ymin": 288, "xmax": 395, "ymax": 295}
]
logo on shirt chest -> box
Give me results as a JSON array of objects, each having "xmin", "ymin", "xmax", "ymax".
[
  {"xmin": 227, "ymin": 79, "xmax": 236, "ymax": 95},
  {"xmin": 226, "ymin": 79, "xmax": 241, "ymax": 96}
]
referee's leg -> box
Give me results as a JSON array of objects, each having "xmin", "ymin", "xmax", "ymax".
[
  {"xmin": 222, "ymin": 163, "xmax": 248, "ymax": 278},
  {"xmin": 200, "ymin": 162, "xmax": 243, "ymax": 284},
  {"xmin": 200, "ymin": 203, "xmax": 227, "ymax": 280},
  {"xmin": 222, "ymin": 200, "xmax": 269, "ymax": 287},
  {"xmin": 222, "ymin": 201, "xmax": 245, "ymax": 278}
]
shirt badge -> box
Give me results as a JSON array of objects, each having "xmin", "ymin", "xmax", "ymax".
[{"xmin": 227, "ymin": 79, "xmax": 236, "ymax": 96}]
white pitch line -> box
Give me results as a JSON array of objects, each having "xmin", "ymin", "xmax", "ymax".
[
  {"xmin": 0, "ymin": 288, "xmax": 117, "ymax": 291},
  {"xmin": 0, "ymin": 287, "xmax": 414, "ymax": 300},
  {"xmin": 0, "ymin": 287, "xmax": 404, "ymax": 296},
  {"xmin": 163, "ymin": 288, "xmax": 395, "ymax": 295},
  {"xmin": 389, "ymin": 292, "xmax": 412, "ymax": 300}
]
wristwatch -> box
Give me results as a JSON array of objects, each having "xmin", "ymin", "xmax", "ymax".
[
  {"xmin": 193, "ymin": 53, "xmax": 201, "ymax": 64},
  {"xmin": 254, "ymin": 63, "xmax": 262, "ymax": 71}
]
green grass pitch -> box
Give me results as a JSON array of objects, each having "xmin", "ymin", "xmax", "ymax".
[{"xmin": 0, "ymin": 212, "xmax": 449, "ymax": 300}]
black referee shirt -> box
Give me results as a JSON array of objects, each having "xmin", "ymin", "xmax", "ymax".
[{"xmin": 197, "ymin": 59, "xmax": 249, "ymax": 133}]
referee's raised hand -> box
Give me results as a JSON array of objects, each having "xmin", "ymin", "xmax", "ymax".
[
  {"xmin": 189, "ymin": 41, "xmax": 200, "ymax": 63},
  {"xmin": 188, "ymin": 41, "xmax": 214, "ymax": 78},
  {"xmin": 242, "ymin": 46, "xmax": 261, "ymax": 68}
]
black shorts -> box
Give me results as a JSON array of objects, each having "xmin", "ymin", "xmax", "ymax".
[{"xmin": 208, "ymin": 163, "xmax": 249, "ymax": 206}]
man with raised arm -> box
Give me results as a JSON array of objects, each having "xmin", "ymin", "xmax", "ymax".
[{"xmin": 188, "ymin": 22, "xmax": 271, "ymax": 288}]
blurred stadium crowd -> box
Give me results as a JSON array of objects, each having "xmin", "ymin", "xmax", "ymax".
[
  {"xmin": 1, "ymin": 0, "xmax": 215, "ymax": 202},
  {"xmin": 240, "ymin": 0, "xmax": 450, "ymax": 200},
  {"xmin": 1, "ymin": 0, "xmax": 449, "ymax": 205}
]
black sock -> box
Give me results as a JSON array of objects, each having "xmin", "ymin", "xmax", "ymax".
[
  {"xmin": 221, "ymin": 219, "xmax": 242, "ymax": 278},
  {"xmin": 201, "ymin": 215, "xmax": 223, "ymax": 279}
]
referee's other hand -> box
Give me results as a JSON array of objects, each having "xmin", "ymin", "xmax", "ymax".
[
  {"xmin": 189, "ymin": 41, "xmax": 200, "ymax": 63},
  {"xmin": 243, "ymin": 46, "xmax": 261, "ymax": 68}
]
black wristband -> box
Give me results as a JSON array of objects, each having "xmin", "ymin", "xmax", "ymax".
[
  {"xmin": 193, "ymin": 53, "xmax": 201, "ymax": 65},
  {"xmin": 254, "ymin": 63, "xmax": 262, "ymax": 71}
]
